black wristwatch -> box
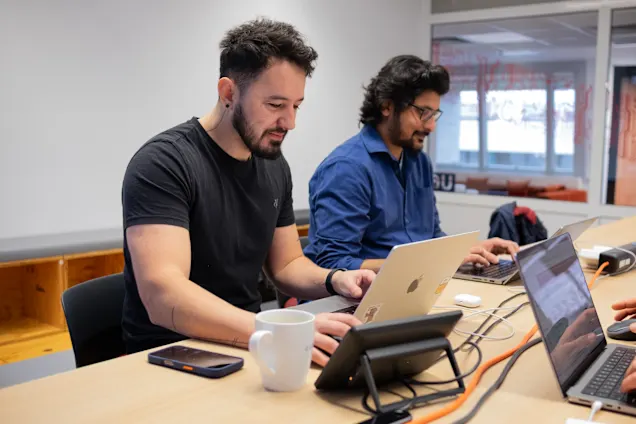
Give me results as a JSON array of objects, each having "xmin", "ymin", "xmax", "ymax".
[{"xmin": 325, "ymin": 268, "xmax": 346, "ymax": 296}]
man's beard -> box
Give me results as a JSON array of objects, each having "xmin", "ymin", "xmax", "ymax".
[
  {"xmin": 232, "ymin": 102, "xmax": 286, "ymax": 160},
  {"xmin": 387, "ymin": 114, "xmax": 429, "ymax": 153}
]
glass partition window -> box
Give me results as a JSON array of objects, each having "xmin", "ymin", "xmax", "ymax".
[
  {"xmin": 604, "ymin": 8, "xmax": 636, "ymax": 206},
  {"xmin": 430, "ymin": 12, "xmax": 598, "ymax": 203},
  {"xmin": 436, "ymin": 76, "xmax": 478, "ymax": 167},
  {"xmin": 486, "ymin": 77, "xmax": 547, "ymax": 171}
]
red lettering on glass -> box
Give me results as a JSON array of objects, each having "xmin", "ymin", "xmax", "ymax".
[
  {"xmin": 628, "ymin": 93, "xmax": 633, "ymax": 160},
  {"xmin": 434, "ymin": 49, "xmax": 636, "ymax": 150},
  {"xmin": 505, "ymin": 64, "xmax": 516, "ymax": 90},
  {"xmin": 574, "ymin": 86, "xmax": 592, "ymax": 146}
]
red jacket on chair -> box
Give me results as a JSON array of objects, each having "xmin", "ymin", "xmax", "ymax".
[{"xmin": 488, "ymin": 202, "xmax": 548, "ymax": 246}]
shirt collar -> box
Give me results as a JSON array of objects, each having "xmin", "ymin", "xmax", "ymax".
[{"xmin": 361, "ymin": 125, "xmax": 396, "ymax": 158}]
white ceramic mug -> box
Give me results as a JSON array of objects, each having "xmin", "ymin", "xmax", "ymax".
[{"xmin": 249, "ymin": 309, "xmax": 315, "ymax": 392}]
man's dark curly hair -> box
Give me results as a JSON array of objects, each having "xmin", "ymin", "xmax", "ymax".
[
  {"xmin": 219, "ymin": 18, "xmax": 318, "ymax": 90},
  {"xmin": 359, "ymin": 55, "xmax": 450, "ymax": 127}
]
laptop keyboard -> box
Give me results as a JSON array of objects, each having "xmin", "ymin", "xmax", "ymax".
[
  {"xmin": 460, "ymin": 259, "xmax": 517, "ymax": 279},
  {"xmin": 582, "ymin": 346, "xmax": 636, "ymax": 404},
  {"xmin": 334, "ymin": 305, "xmax": 357, "ymax": 315}
]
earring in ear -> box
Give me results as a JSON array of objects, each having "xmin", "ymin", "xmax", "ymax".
[{"xmin": 226, "ymin": 104, "xmax": 230, "ymax": 108}]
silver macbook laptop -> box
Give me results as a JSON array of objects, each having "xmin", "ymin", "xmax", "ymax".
[
  {"xmin": 292, "ymin": 231, "xmax": 480, "ymax": 324},
  {"xmin": 454, "ymin": 216, "xmax": 599, "ymax": 285},
  {"xmin": 515, "ymin": 232, "xmax": 636, "ymax": 415}
]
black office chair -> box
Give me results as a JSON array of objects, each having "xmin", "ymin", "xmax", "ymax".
[
  {"xmin": 61, "ymin": 273, "xmax": 126, "ymax": 367},
  {"xmin": 295, "ymin": 209, "xmax": 310, "ymax": 227}
]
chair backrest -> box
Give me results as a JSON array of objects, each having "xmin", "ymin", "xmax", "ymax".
[
  {"xmin": 507, "ymin": 179, "xmax": 530, "ymax": 197},
  {"xmin": 61, "ymin": 273, "xmax": 126, "ymax": 367},
  {"xmin": 295, "ymin": 209, "xmax": 310, "ymax": 227}
]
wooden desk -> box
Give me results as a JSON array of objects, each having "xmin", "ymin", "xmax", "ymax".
[
  {"xmin": 2, "ymin": 217, "xmax": 636, "ymax": 423},
  {"xmin": 297, "ymin": 224, "xmax": 309, "ymax": 238}
]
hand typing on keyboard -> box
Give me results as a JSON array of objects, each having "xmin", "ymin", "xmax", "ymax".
[
  {"xmin": 621, "ymin": 356, "xmax": 636, "ymax": 393},
  {"xmin": 611, "ymin": 296, "xmax": 636, "ymax": 393},
  {"xmin": 312, "ymin": 312, "xmax": 362, "ymax": 367},
  {"xmin": 308, "ymin": 269, "xmax": 374, "ymax": 366},
  {"xmin": 461, "ymin": 237, "xmax": 520, "ymax": 267}
]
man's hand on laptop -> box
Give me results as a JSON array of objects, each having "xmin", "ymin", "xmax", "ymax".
[
  {"xmin": 621, "ymin": 357, "xmax": 636, "ymax": 393},
  {"xmin": 312, "ymin": 312, "xmax": 362, "ymax": 367},
  {"xmin": 462, "ymin": 238, "xmax": 520, "ymax": 266},
  {"xmin": 613, "ymin": 297, "xmax": 636, "ymax": 393},
  {"xmin": 611, "ymin": 297, "xmax": 636, "ymax": 322},
  {"xmin": 331, "ymin": 269, "xmax": 376, "ymax": 298}
]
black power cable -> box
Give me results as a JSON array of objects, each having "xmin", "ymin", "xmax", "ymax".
[
  {"xmin": 462, "ymin": 301, "xmax": 530, "ymax": 354},
  {"xmin": 451, "ymin": 337, "xmax": 543, "ymax": 424},
  {"xmin": 432, "ymin": 293, "xmax": 529, "ymax": 367},
  {"xmin": 408, "ymin": 341, "xmax": 483, "ymax": 385},
  {"xmin": 361, "ymin": 379, "xmax": 418, "ymax": 414},
  {"xmin": 459, "ymin": 292, "xmax": 527, "ymax": 350},
  {"xmin": 357, "ymin": 292, "xmax": 533, "ymax": 417}
]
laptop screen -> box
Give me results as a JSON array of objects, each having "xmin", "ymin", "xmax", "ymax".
[{"xmin": 515, "ymin": 233, "xmax": 606, "ymax": 395}]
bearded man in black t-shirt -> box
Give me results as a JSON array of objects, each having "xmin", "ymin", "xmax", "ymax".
[{"xmin": 120, "ymin": 18, "xmax": 375, "ymax": 366}]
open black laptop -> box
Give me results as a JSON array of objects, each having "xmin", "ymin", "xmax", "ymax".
[
  {"xmin": 515, "ymin": 232, "xmax": 636, "ymax": 416},
  {"xmin": 454, "ymin": 216, "xmax": 598, "ymax": 285}
]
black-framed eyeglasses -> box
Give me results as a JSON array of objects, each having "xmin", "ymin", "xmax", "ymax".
[{"xmin": 409, "ymin": 104, "xmax": 443, "ymax": 122}]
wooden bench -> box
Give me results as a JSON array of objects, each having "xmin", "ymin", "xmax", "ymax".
[
  {"xmin": 0, "ymin": 210, "xmax": 311, "ymax": 365},
  {"xmin": 0, "ymin": 229, "xmax": 124, "ymax": 364}
]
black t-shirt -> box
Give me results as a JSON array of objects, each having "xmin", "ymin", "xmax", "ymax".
[{"xmin": 121, "ymin": 117, "xmax": 295, "ymax": 353}]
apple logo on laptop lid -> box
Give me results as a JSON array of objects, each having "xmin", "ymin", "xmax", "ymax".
[
  {"xmin": 407, "ymin": 278, "xmax": 420, "ymax": 293},
  {"xmin": 408, "ymin": 275, "xmax": 451, "ymax": 295}
]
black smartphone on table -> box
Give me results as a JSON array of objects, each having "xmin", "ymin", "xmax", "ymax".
[{"xmin": 148, "ymin": 345, "xmax": 244, "ymax": 378}]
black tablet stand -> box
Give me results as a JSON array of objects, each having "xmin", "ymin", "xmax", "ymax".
[{"xmin": 360, "ymin": 336, "xmax": 465, "ymax": 413}]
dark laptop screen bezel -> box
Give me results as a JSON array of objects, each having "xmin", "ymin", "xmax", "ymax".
[{"xmin": 514, "ymin": 233, "xmax": 607, "ymax": 396}]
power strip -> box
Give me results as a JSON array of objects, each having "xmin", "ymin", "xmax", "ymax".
[{"xmin": 598, "ymin": 242, "xmax": 636, "ymax": 274}]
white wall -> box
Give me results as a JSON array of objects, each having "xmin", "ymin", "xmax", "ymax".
[
  {"xmin": 0, "ymin": 0, "xmax": 423, "ymax": 239},
  {"xmin": 435, "ymin": 190, "xmax": 631, "ymax": 240},
  {"xmin": 436, "ymin": 194, "xmax": 593, "ymax": 238}
]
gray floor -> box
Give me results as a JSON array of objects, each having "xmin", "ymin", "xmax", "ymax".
[{"xmin": 0, "ymin": 300, "xmax": 279, "ymax": 389}]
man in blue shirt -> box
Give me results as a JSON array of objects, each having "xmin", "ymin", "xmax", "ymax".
[{"xmin": 304, "ymin": 55, "xmax": 518, "ymax": 272}]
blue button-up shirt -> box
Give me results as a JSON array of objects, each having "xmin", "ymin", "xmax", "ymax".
[{"xmin": 304, "ymin": 125, "xmax": 446, "ymax": 270}]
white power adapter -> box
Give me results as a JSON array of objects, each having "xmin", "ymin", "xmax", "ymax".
[{"xmin": 579, "ymin": 245, "xmax": 612, "ymax": 269}]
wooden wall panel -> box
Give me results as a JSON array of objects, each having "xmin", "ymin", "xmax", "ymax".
[{"xmin": 66, "ymin": 252, "xmax": 124, "ymax": 289}]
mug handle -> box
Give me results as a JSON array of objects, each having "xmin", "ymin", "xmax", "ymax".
[{"xmin": 249, "ymin": 330, "xmax": 276, "ymax": 376}]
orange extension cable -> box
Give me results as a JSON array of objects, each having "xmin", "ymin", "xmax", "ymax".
[{"xmin": 409, "ymin": 261, "xmax": 610, "ymax": 424}]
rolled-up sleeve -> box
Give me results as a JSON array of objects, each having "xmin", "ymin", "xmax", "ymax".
[{"xmin": 308, "ymin": 158, "xmax": 371, "ymax": 270}]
